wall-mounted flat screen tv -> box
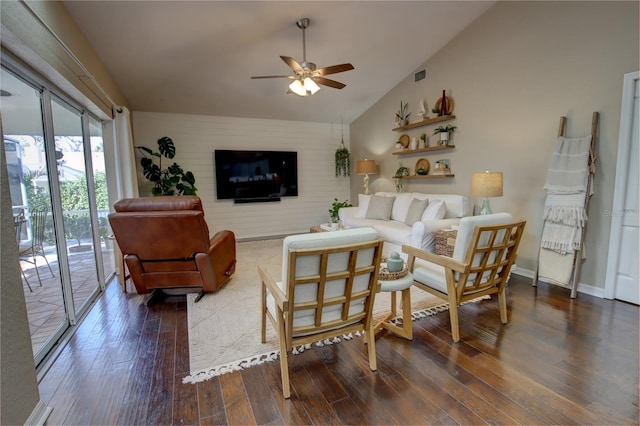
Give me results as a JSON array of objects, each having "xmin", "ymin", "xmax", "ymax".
[{"xmin": 214, "ymin": 150, "xmax": 298, "ymax": 201}]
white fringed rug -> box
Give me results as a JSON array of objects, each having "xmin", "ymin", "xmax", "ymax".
[{"xmin": 183, "ymin": 238, "xmax": 485, "ymax": 384}]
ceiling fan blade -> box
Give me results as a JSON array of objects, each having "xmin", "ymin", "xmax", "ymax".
[
  {"xmin": 314, "ymin": 63, "xmax": 354, "ymax": 76},
  {"xmin": 250, "ymin": 75, "xmax": 295, "ymax": 79},
  {"xmin": 280, "ymin": 56, "xmax": 304, "ymax": 74},
  {"xmin": 314, "ymin": 77, "xmax": 346, "ymax": 90}
]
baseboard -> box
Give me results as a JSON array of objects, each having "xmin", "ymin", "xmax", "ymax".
[
  {"xmin": 512, "ymin": 267, "xmax": 605, "ymax": 298},
  {"xmin": 24, "ymin": 400, "xmax": 52, "ymax": 426}
]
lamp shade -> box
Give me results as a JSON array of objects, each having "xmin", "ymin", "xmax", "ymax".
[
  {"xmin": 356, "ymin": 159, "xmax": 377, "ymax": 175},
  {"xmin": 470, "ymin": 171, "xmax": 503, "ymax": 197}
]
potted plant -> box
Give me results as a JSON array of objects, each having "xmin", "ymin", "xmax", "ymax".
[
  {"xmin": 329, "ymin": 198, "xmax": 352, "ymax": 227},
  {"xmin": 420, "ymin": 133, "xmax": 428, "ymax": 148},
  {"xmin": 395, "ymin": 101, "xmax": 411, "ymax": 127},
  {"xmin": 433, "ymin": 125, "xmax": 457, "ymax": 145},
  {"xmin": 395, "ymin": 165, "xmax": 410, "ymax": 177},
  {"xmin": 136, "ymin": 136, "xmax": 197, "ymax": 196}
]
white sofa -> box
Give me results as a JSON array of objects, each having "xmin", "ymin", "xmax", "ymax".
[{"xmin": 339, "ymin": 192, "xmax": 471, "ymax": 256}]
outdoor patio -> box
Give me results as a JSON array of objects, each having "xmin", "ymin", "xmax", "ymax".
[{"xmin": 20, "ymin": 245, "xmax": 116, "ymax": 357}]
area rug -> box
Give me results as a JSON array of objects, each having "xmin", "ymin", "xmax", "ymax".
[{"xmin": 183, "ymin": 238, "xmax": 486, "ymax": 384}]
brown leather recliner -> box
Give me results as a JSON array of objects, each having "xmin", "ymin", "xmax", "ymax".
[{"xmin": 108, "ymin": 196, "xmax": 235, "ymax": 302}]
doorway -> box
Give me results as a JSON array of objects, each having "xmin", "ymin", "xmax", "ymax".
[
  {"xmin": 2, "ymin": 64, "xmax": 115, "ymax": 365},
  {"xmin": 605, "ymin": 71, "xmax": 639, "ymax": 304}
]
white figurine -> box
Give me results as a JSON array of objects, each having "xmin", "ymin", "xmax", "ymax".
[{"xmin": 416, "ymin": 100, "xmax": 426, "ymax": 120}]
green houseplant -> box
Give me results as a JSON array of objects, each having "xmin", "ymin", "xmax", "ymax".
[
  {"xmin": 329, "ymin": 198, "xmax": 352, "ymax": 224},
  {"xmin": 433, "ymin": 125, "xmax": 457, "ymax": 145},
  {"xmin": 136, "ymin": 136, "xmax": 197, "ymax": 196},
  {"xmin": 395, "ymin": 101, "xmax": 410, "ymax": 127}
]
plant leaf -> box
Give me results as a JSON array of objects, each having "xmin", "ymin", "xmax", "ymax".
[
  {"xmin": 137, "ymin": 146, "xmax": 153, "ymax": 155},
  {"xmin": 157, "ymin": 136, "xmax": 176, "ymax": 159},
  {"xmin": 183, "ymin": 171, "xmax": 196, "ymax": 186}
]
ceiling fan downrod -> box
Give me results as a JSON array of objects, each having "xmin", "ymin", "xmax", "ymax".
[{"xmin": 296, "ymin": 18, "xmax": 310, "ymax": 66}]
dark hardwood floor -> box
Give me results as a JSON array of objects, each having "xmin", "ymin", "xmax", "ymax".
[{"xmin": 39, "ymin": 275, "xmax": 639, "ymax": 425}]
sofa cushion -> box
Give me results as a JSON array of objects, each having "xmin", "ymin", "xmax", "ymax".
[
  {"xmin": 421, "ymin": 200, "xmax": 447, "ymax": 221},
  {"xmin": 390, "ymin": 193, "xmax": 413, "ymax": 222},
  {"xmin": 373, "ymin": 220, "xmax": 413, "ymax": 246},
  {"xmin": 405, "ymin": 198, "xmax": 429, "ymax": 226},
  {"xmin": 357, "ymin": 194, "xmax": 371, "ymax": 218},
  {"xmin": 366, "ymin": 195, "xmax": 395, "ymax": 220}
]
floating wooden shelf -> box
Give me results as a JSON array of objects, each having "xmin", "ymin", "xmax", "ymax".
[
  {"xmin": 393, "ymin": 115, "xmax": 456, "ymax": 131},
  {"xmin": 394, "ymin": 174, "xmax": 455, "ymax": 179},
  {"xmin": 392, "ymin": 144, "xmax": 455, "ymax": 156}
]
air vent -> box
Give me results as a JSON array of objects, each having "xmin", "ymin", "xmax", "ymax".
[{"xmin": 414, "ymin": 69, "xmax": 426, "ymax": 82}]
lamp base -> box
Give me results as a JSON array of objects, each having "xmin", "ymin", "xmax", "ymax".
[
  {"xmin": 479, "ymin": 198, "xmax": 493, "ymax": 215},
  {"xmin": 363, "ymin": 174, "xmax": 370, "ymax": 195}
]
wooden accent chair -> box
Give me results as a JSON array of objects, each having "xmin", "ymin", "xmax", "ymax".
[
  {"xmin": 403, "ymin": 213, "xmax": 526, "ymax": 342},
  {"xmin": 108, "ymin": 196, "xmax": 236, "ymax": 303},
  {"xmin": 258, "ymin": 227, "xmax": 384, "ymax": 398}
]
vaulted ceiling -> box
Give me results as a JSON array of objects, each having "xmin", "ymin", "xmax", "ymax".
[{"xmin": 62, "ymin": 1, "xmax": 494, "ymax": 124}]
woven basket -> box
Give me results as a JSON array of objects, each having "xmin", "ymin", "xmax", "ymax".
[
  {"xmin": 435, "ymin": 229, "xmax": 457, "ymax": 257},
  {"xmin": 379, "ymin": 258, "xmax": 408, "ymax": 280}
]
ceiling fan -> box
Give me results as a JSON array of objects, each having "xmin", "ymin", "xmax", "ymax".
[{"xmin": 251, "ymin": 18, "xmax": 354, "ymax": 96}]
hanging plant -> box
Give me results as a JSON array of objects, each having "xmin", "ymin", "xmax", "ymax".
[{"xmin": 335, "ymin": 144, "xmax": 351, "ymax": 177}]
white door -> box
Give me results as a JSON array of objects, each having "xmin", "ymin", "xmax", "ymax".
[{"xmin": 605, "ymin": 71, "xmax": 639, "ymax": 304}]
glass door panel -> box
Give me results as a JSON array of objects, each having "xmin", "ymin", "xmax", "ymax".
[
  {"xmin": 89, "ymin": 118, "xmax": 115, "ymax": 282},
  {"xmin": 1, "ymin": 68, "xmax": 67, "ymax": 360},
  {"xmin": 51, "ymin": 99, "xmax": 101, "ymax": 316}
]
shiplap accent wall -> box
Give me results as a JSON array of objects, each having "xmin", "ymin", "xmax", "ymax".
[{"xmin": 131, "ymin": 112, "xmax": 351, "ymax": 240}]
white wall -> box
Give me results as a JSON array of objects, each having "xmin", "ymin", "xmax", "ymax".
[
  {"xmin": 1, "ymin": 128, "xmax": 42, "ymax": 425},
  {"xmin": 132, "ymin": 112, "xmax": 351, "ymax": 240},
  {"xmin": 350, "ymin": 1, "xmax": 639, "ymax": 291}
]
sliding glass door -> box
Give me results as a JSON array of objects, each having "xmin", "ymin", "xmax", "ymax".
[{"xmin": 2, "ymin": 63, "xmax": 112, "ymax": 365}]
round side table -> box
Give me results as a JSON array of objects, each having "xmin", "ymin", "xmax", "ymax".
[{"xmin": 374, "ymin": 272, "xmax": 413, "ymax": 340}]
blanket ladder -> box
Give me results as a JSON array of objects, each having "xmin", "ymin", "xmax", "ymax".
[{"xmin": 533, "ymin": 112, "xmax": 599, "ymax": 298}]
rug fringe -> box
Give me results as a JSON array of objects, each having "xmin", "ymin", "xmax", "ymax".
[
  {"xmin": 183, "ymin": 349, "xmax": 280, "ymax": 384},
  {"xmin": 183, "ymin": 295, "xmax": 490, "ymax": 385}
]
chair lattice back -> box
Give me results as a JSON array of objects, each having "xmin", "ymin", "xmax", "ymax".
[
  {"xmin": 456, "ymin": 221, "xmax": 526, "ymax": 301},
  {"xmin": 284, "ymin": 239, "xmax": 383, "ymax": 347},
  {"xmin": 30, "ymin": 209, "xmax": 49, "ymax": 251},
  {"xmin": 14, "ymin": 210, "xmax": 25, "ymax": 245}
]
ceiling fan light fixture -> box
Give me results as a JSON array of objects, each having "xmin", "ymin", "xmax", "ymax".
[
  {"xmin": 289, "ymin": 79, "xmax": 306, "ymax": 96},
  {"xmin": 303, "ymin": 77, "xmax": 320, "ymax": 95},
  {"xmin": 289, "ymin": 77, "xmax": 320, "ymax": 96}
]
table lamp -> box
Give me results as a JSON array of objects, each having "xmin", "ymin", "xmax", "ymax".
[
  {"xmin": 356, "ymin": 159, "xmax": 377, "ymax": 195},
  {"xmin": 470, "ymin": 170, "xmax": 503, "ymax": 215}
]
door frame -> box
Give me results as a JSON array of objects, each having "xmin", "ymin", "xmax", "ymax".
[{"xmin": 604, "ymin": 70, "xmax": 639, "ymax": 299}]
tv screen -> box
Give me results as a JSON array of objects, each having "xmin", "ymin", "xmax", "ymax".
[{"xmin": 214, "ymin": 150, "xmax": 298, "ymax": 201}]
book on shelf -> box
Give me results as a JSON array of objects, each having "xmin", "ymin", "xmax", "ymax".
[{"xmin": 431, "ymin": 168, "xmax": 452, "ymax": 175}]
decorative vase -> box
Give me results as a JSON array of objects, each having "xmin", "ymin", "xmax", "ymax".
[
  {"xmin": 386, "ymin": 252, "xmax": 404, "ymax": 272},
  {"xmin": 410, "ymin": 137, "xmax": 418, "ymax": 150}
]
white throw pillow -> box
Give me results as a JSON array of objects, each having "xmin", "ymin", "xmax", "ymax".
[
  {"xmin": 421, "ymin": 199, "xmax": 447, "ymax": 221},
  {"xmin": 357, "ymin": 194, "xmax": 371, "ymax": 218},
  {"xmin": 390, "ymin": 193, "xmax": 413, "ymax": 222},
  {"xmin": 365, "ymin": 195, "xmax": 395, "ymax": 220},
  {"xmin": 404, "ymin": 198, "xmax": 429, "ymax": 226}
]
